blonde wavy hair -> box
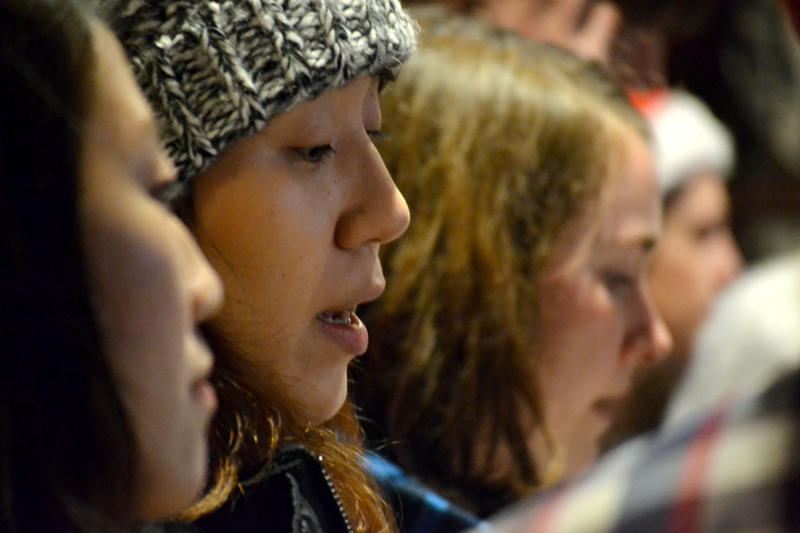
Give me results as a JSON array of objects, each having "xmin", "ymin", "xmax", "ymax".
[{"xmin": 357, "ymin": 6, "xmax": 647, "ymax": 516}]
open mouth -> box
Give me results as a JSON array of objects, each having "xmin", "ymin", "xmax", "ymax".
[
  {"xmin": 317, "ymin": 308, "xmax": 358, "ymax": 327},
  {"xmin": 315, "ymin": 305, "xmax": 369, "ymax": 355},
  {"xmin": 190, "ymin": 367, "xmax": 217, "ymax": 414}
]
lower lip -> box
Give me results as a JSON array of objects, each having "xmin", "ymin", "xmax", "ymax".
[
  {"xmin": 592, "ymin": 398, "xmax": 620, "ymax": 426},
  {"xmin": 317, "ymin": 313, "xmax": 369, "ymax": 356},
  {"xmin": 193, "ymin": 379, "xmax": 218, "ymax": 414}
]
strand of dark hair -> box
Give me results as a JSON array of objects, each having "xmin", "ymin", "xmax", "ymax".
[{"xmin": 0, "ymin": 1, "xmax": 136, "ymax": 530}]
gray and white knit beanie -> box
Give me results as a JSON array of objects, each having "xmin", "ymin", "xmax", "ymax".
[{"xmin": 109, "ymin": 0, "xmax": 417, "ymax": 182}]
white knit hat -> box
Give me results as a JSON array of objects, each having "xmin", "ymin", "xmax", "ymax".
[
  {"xmin": 633, "ymin": 89, "xmax": 735, "ymax": 195},
  {"xmin": 108, "ymin": 0, "xmax": 417, "ymax": 182}
]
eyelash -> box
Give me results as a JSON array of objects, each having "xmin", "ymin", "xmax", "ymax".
[
  {"xmin": 603, "ymin": 272, "xmax": 634, "ymax": 295},
  {"xmin": 148, "ymin": 180, "xmax": 183, "ymax": 210},
  {"xmin": 368, "ymin": 130, "xmax": 385, "ymax": 142},
  {"xmin": 293, "ymin": 130, "xmax": 385, "ymax": 164},
  {"xmin": 294, "ymin": 145, "xmax": 336, "ymax": 164}
]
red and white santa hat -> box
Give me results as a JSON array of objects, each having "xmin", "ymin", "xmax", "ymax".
[{"xmin": 630, "ymin": 88, "xmax": 735, "ymax": 195}]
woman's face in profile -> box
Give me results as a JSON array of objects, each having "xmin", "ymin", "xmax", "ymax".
[
  {"xmin": 533, "ymin": 131, "xmax": 671, "ymax": 476},
  {"xmin": 191, "ymin": 76, "xmax": 410, "ymax": 425},
  {"xmin": 79, "ymin": 23, "xmax": 223, "ymax": 520},
  {"xmin": 648, "ymin": 171, "xmax": 742, "ymax": 359}
]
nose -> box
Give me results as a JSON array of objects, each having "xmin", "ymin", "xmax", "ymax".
[
  {"xmin": 334, "ymin": 142, "xmax": 410, "ymax": 250},
  {"xmin": 647, "ymin": 309, "xmax": 673, "ymax": 363},
  {"xmin": 716, "ymin": 229, "xmax": 743, "ymax": 289},
  {"xmin": 627, "ymin": 283, "xmax": 673, "ymax": 365},
  {"xmin": 179, "ymin": 222, "xmax": 224, "ymax": 323}
]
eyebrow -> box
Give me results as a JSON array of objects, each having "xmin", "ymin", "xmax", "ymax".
[
  {"xmin": 377, "ymin": 66, "xmax": 397, "ymax": 92},
  {"xmin": 603, "ymin": 233, "xmax": 659, "ymax": 257},
  {"xmin": 640, "ymin": 236, "xmax": 658, "ymax": 254}
]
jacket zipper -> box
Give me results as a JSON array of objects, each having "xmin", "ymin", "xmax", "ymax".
[
  {"xmin": 306, "ymin": 449, "xmax": 355, "ymax": 533},
  {"xmin": 251, "ymin": 445, "xmax": 357, "ymax": 533}
]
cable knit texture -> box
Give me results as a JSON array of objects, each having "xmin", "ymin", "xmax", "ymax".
[{"xmin": 110, "ymin": 0, "xmax": 417, "ymax": 181}]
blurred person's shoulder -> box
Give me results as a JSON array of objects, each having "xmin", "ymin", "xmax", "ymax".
[
  {"xmin": 668, "ymin": 252, "xmax": 800, "ymax": 426},
  {"xmin": 481, "ymin": 368, "xmax": 800, "ymax": 532}
]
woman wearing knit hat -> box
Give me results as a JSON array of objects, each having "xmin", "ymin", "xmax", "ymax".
[
  {"xmin": 355, "ymin": 6, "xmax": 670, "ymax": 519},
  {"xmin": 601, "ymin": 89, "xmax": 743, "ymax": 448},
  {"xmin": 105, "ymin": 1, "xmax": 416, "ymax": 531}
]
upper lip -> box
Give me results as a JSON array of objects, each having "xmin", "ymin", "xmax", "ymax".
[
  {"xmin": 595, "ymin": 384, "xmax": 631, "ymax": 407},
  {"xmin": 191, "ymin": 334, "xmax": 215, "ymax": 384},
  {"xmin": 319, "ymin": 269, "xmax": 386, "ymax": 314},
  {"xmin": 595, "ymin": 396, "xmax": 623, "ymax": 408},
  {"xmin": 604, "ymin": 389, "xmax": 630, "ymax": 404},
  {"xmin": 608, "ymin": 376, "xmax": 636, "ymax": 399},
  {"xmin": 358, "ymin": 280, "xmax": 386, "ymax": 307}
]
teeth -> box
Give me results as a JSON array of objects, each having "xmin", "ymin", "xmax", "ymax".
[{"xmin": 319, "ymin": 310, "xmax": 354, "ymax": 326}]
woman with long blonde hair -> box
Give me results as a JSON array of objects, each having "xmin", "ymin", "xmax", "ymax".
[{"xmin": 358, "ymin": 6, "xmax": 671, "ymax": 518}]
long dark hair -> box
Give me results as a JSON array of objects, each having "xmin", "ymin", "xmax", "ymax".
[{"xmin": 0, "ymin": 0, "xmax": 137, "ymax": 530}]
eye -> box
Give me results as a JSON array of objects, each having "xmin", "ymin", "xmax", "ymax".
[
  {"xmin": 602, "ymin": 271, "xmax": 634, "ymax": 296},
  {"xmin": 148, "ymin": 180, "xmax": 184, "ymax": 211},
  {"xmin": 293, "ymin": 144, "xmax": 335, "ymax": 164},
  {"xmin": 694, "ymin": 222, "xmax": 727, "ymax": 243},
  {"xmin": 367, "ymin": 130, "xmax": 386, "ymax": 143}
]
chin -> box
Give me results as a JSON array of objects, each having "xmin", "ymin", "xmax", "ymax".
[
  {"xmin": 563, "ymin": 439, "xmax": 601, "ymax": 480},
  {"xmin": 304, "ymin": 378, "xmax": 350, "ymax": 425},
  {"xmin": 136, "ymin": 443, "xmax": 209, "ymax": 520},
  {"xmin": 136, "ymin": 482, "xmax": 199, "ymax": 522}
]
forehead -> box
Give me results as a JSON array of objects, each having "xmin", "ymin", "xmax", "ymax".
[
  {"xmin": 236, "ymin": 75, "xmax": 379, "ymax": 149},
  {"xmin": 84, "ymin": 22, "xmax": 157, "ymax": 150},
  {"xmin": 270, "ymin": 76, "xmax": 378, "ymax": 123},
  {"xmin": 541, "ymin": 131, "xmax": 660, "ymax": 275},
  {"xmin": 595, "ymin": 132, "xmax": 661, "ymax": 247},
  {"xmin": 667, "ymin": 171, "xmax": 730, "ymax": 214}
]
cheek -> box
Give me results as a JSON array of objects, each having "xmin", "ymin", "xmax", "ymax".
[
  {"xmin": 205, "ymin": 269, "xmax": 304, "ymax": 391},
  {"xmin": 90, "ymin": 234, "xmax": 190, "ymax": 483},
  {"xmin": 541, "ymin": 277, "xmax": 622, "ymax": 354},
  {"xmin": 111, "ymin": 253, "xmax": 186, "ymax": 385},
  {"xmin": 197, "ymin": 184, "xmax": 298, "ymax": 267},
  {"xmin": 655, "ymin": 226, "xmax": 712, "ymax": 283},
  {"xmin": 535, "ymin": 286, "xmax": 628, "ymax": 463},
  {"xmin": 198, "ymin": 224, "xmax": 332, "ymax": 399},
  {"xmin": 196, "ymin": 176, "xmax": 332, "ymax": 325},
  {"xmin": 650, "ymin": 238, "xmax": 711, "ymax": 319},
  {"xmin": 536, "ymin": 280, "xmax": 623, "ymax": 404},
  {"xmin": 85, "ymin": 209, "xmax": 187, "ymax": 384}
]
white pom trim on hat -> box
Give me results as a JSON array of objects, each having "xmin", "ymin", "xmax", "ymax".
[{"xmin": 642, "ymin": 90, "xmax": 735, "ymax": 195}]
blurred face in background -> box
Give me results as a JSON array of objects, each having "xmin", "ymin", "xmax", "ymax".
[
  {"xmin": 598, "ymin": 171, "xmax": 741, "ymax": 453},
  {"xmin": 648, "ymin": 171, "xmax": 742, "ymax": 360}
]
